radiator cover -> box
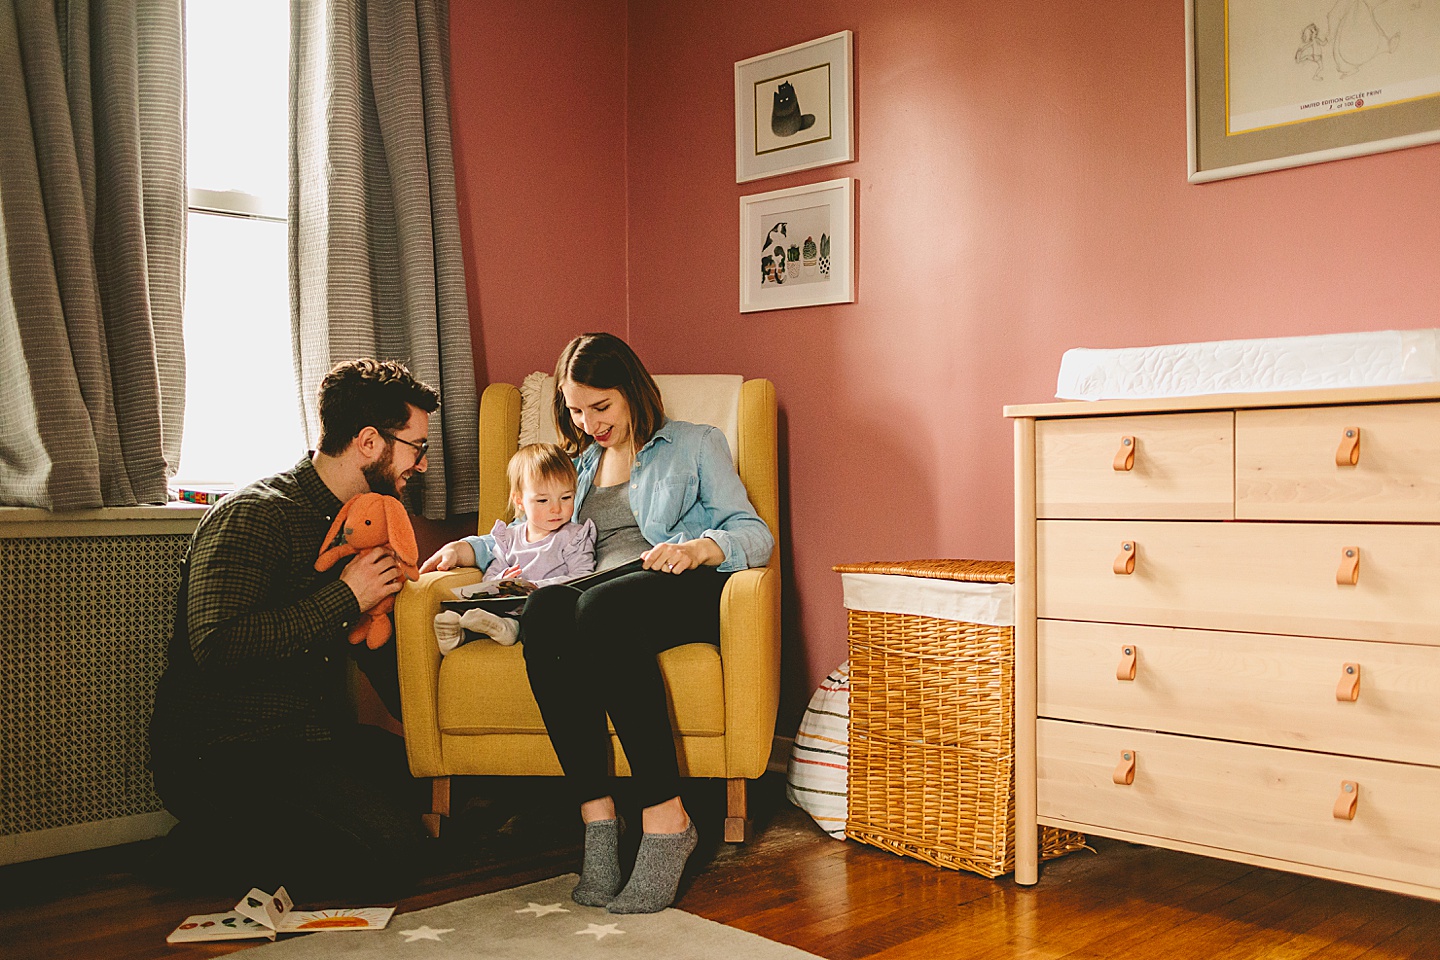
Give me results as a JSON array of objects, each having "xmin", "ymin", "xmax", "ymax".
[{"xmin": 0, "ymin": 528, "xmax": 190, "ymax": 863}]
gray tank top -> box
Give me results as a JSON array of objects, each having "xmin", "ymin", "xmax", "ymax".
[{"xmin": 578, "ymin": 481, "xmax": 652, "ymax": 571}]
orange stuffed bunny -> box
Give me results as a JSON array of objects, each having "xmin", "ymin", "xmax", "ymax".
[{"xmin": 315, "ymin": 493, "xmax": 420, "ymax": 649}]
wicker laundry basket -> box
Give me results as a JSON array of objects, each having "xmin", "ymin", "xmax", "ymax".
[{"xmin": 834, "ymin": 559, "xmax": 1085, "ymax": 877}]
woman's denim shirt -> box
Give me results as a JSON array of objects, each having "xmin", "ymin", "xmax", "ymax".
[
  {"xmin": 465, "ymin": 419, "xmax": 773, "ymax": 575},
  {"xmin": 578, "ymin": 418, "xmax": 772, "ymax": 573}
]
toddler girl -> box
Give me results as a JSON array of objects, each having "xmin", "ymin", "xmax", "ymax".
[{"xmin": 430, "ymin": 443, "xmax": 595, "ymax": 653}]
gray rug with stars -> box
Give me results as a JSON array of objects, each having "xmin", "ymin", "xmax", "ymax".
[{"xmin": 239, "ymin": 873, "xmax": 824, "ymax": 959}]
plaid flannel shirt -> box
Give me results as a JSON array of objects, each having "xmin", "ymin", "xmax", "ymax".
[{"xmin": 150, "ymin": 456, "xmax": 394, "ymax": 759}]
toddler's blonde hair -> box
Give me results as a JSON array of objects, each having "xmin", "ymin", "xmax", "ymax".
[{"xmin": 507, "ymin": 443, "xmax": 579, "ymax": 519}]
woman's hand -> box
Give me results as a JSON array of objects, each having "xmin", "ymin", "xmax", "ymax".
[
  {"xmin": 419, "ymin": 540, "xmax": 476, "ymax": 574},
  {"xmin": 642, "ymin": 538, "xmax": 722, "ymax": 574}
]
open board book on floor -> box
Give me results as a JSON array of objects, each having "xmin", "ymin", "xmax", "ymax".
[{"xmin": 166, "ymin": 886, "xmax": 394, "ymax": 942}]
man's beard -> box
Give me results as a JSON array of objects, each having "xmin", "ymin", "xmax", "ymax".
[{"xmin": 362, "ymin": 448, "xmax": 402, "ymax": 499}]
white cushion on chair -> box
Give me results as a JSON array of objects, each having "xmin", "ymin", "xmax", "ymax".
[
  {"xmin": 518, "ymin": 372, "xmax": 744, "ymax": 465},
  {"xmin": 519, "ymin": 372, "xmax": 560, "ymax": 446}
]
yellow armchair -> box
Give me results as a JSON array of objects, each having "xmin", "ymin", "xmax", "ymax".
[{"xmin": 395, "ymin": 375, "xmax": 781, "ymax": 841}]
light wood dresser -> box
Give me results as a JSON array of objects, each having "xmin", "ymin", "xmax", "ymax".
[{"xmin": 1005, "ymin": 383, "xmax": 1440, "ymax": 899}]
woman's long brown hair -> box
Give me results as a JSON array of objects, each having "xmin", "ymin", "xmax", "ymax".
[{"xmin": 552, "ymin": 333, "xmax": 665, "ymax": 457}]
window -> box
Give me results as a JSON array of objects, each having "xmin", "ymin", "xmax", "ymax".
[{"xmin": 174, "ymin": 1, "xmax": 304, "ymax": 490}]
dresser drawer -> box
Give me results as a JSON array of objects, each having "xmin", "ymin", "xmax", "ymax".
[
  {"xmin": 1236, "ymin": 402, "xmax": 1440, "ymax": 522},
  {"xmin": 1037, "ymin": 720, "xmax": 1440, "ymax": 889},
  {"xmin": 1035, "ymin": 412, "xmax": 1233, "ymax": 520},
  {"xmin": 1037, "ymin": 519, "xmax": 1440, "ymax": 644},
  {"xmin": 1038, "ymin": 621, "xmax": 1440, "ymax": 766}
]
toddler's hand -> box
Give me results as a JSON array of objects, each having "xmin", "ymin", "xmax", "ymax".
[
  {"xmin": 420, "ymin": 540, "xmax": 476, "ymax": 574},
  {"xmin": 501, "ymin": 565, "xmax": 523, "ymax": 580}
]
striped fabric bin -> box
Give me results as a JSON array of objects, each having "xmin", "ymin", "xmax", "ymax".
[{"xmin": 785, "ymin": 662, "xmax": 851, "ymax": 839}]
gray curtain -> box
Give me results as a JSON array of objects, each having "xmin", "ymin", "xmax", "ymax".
[
  {"xmin": 0, "ymin": 0, "xmax": 186, "ymax": 510},
  {"xmin": 290, "ymin": 0, "xmax": 478, "ymax": 520}
]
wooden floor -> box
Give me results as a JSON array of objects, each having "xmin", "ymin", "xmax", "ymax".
[{"xmin": 6, "ymin": 772, "xmax": 1440, "ymax": 959}]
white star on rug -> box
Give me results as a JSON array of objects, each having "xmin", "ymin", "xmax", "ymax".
[
  {"xmin": 397, "ymin": 925, "xmax": 455, "ymax": 942},
  {"xmin": 516, "ymin": 901, "xmax": 570, "ymax": 917},
  {"xmin": 576, "ymin": 922, "xmax": 625, "ymax": 940}
]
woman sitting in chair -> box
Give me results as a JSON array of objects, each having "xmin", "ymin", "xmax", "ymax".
[{"xmin": 422, "ymin": 332, "xmax": 773, "ymax": 913}]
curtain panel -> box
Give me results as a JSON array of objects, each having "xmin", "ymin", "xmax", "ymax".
[
  {"xmin": 290, "ymin": 0, "xmax": 478, "ymax": 520},
  {"xmin": 0, "ymin": 0, "xmax": 186, "ymax": 510}
]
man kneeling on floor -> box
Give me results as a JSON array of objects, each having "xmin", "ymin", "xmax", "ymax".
[{"xmin": 149, "ymin": 359, "xmax": 439, "ymax": 901}]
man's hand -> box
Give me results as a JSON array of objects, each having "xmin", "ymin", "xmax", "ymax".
[
  {"xmin": 340, "ymin": 546, "xmax": 404, "ymax": 611},
  {"xmin": 419, "ymin": 539, "xmax": 477, "ymax": 574}
]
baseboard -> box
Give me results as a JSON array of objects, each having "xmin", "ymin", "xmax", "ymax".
[
  {"xmin": 0, "ymin": 811, "xmax": 177, "ymax": 866},
  {"xmin": 767, "ymin": 734, "xmax": 795, "ymax": 774}
]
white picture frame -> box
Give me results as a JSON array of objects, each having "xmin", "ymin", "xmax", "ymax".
[
  {"xmin": 734, "ymin": 31, "xmax": 854, "ymax": 183},
  {"xmin": 740, "ymin": 177, "xmax": 854, "ymax": 314}
]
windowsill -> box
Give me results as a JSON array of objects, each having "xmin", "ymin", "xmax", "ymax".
[{"xmin": 0, "ymin": 502, "xmax": 208, "ymax": 537}]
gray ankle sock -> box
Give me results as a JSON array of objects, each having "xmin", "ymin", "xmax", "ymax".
[
  {"xmin": 606, "ymin": 821, "xmax": 698, "ymax": 914},
  {"xmin": 571, "ymin": 817, "xmax": 624, "ymax": 907}
]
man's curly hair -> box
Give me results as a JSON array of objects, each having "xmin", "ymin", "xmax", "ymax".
[{"xmin": 316, "ymin": 359, "xmax": 440, "ymax": 455}]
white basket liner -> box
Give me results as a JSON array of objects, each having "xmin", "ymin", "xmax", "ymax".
[{"xmin": 840, "ymin": 572, "xmax": 1013, "ymax": 628}]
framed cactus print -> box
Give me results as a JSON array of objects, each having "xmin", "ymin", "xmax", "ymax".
[
  {"xmin": 735, "ymin": 31, "xmax": 854, "ymax": 183},
  {"xmin": 740, "ymin": 177, "xmax": 854, "ymax": 313}
]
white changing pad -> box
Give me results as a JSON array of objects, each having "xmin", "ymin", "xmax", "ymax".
[{"xmin": 1056, "ymin": 329, "xmax": 1440, "ymax": 401}]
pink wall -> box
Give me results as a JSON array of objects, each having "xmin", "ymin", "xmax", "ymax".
[
  {"xmin": 438, "ymin": 0, "xmax": 631, "ymax": 551},
  {"xmin": 450, "ymin": 1, "xmax": 1440, "ymax": 727},
  {"xmin": 623, "ymin": 0, "xmax": 1440, "ymax": 723},
  {"xmin": 449, "ymin": 0, "xmax": 630, "ymax": 389}
]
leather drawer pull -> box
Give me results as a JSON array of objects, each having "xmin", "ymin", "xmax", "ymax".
[
  {"xmin": 1333, "ymin": 780, "xmax": 1359, "ymax": 820},
  {"xmin": 1114, "ymin": 541, "xmax": 1136, "ymax": 575},
  {"xmin": 1336, "ymin": 546, "xmax": 1360, "ymax": 586},
  {"xmin": 1336, "ymin": 662, "xmax": 1361, "ymax": 702},
  {"xmin": 1335, "ymin": 427, "xmax": 1360, "ymax": 467},
  {"xmin": 1113, "ymin": 435, "xmax": 1136, "ymax": 471},
  {"xmin": 1117, "ymin": 644, "xmax": 1137, "ymax": 681},
  {"xmin": 1113, "ymin": 750, "xmax": 1136, "ymax": 785}
]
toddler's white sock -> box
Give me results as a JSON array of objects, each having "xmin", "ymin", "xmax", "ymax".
[
  {"xmin": 458, "ymin": 607, "xmax": 520, "ymax": 646},
  {"xmin": 433, "ymin": 611, "xmax": 464, "ymax": 655}
]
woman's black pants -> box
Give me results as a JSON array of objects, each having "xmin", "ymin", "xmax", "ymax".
[{"xmin": 520, "ymin": 566, "xmax": 729, "ymax": 810}]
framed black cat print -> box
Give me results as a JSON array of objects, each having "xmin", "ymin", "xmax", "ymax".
[{"xmin": 735, "ymin": 31, "xmax": 854, "ymax": 183}]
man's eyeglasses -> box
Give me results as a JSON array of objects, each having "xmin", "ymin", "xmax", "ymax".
[{"xmin": 380, "ymin": 431, "xmax": 429, "ymax": 459}]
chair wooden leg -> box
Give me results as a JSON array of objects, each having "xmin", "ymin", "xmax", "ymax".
[
  {"xmin": 421, "ymin": 776, "xmax": 451, "ymax": 838},
  {"xmin": 724, "ymin": 777, "xmax": 752, "ymax": 843}
]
